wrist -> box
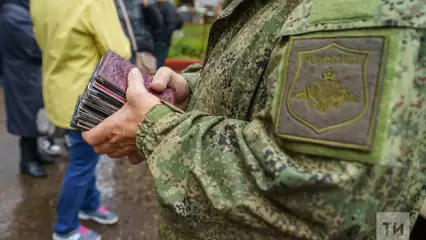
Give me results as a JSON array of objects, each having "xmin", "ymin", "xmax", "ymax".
[
  {"xmin": 144, "ymin": 104, "xmax": 175, "ymax": 123},
  {"xmin": 142, "ymin": 97, "xmax": 161, "ymax": 118}
]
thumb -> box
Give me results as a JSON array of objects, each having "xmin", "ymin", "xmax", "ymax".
[
  {"xmin": 150, "ymin": 67, "xmax": 172, "ymax": 92},
  {"xmin": 82, "ymin": 116, "xmax": 114, "ymax": 146},
  {"xmin": 127, "ymin": 68, "xmax": 148, "ymax": 97}
]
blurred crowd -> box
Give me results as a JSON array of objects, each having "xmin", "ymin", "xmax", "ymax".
[{"xmin": 0, "ymin": 0, "xmax": 183, "ymax": 176}]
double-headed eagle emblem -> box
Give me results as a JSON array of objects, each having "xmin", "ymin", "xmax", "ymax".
[{"xmin": 292, "ymin": 67, "xmax": 360, "ymax": 113}]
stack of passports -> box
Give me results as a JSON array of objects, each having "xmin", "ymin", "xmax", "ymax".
[{"xmin": 70, "ymin": 50, "xmax": 175, "ymax": 131}]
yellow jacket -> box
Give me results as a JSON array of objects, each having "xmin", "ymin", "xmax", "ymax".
[{"xmin": 31, "ymin": 0, "xmax": 131, "ymax": 129}]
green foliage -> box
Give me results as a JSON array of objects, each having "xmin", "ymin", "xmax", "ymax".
[
  {"xmin": 169, "ymin": 39, "xmax": 204, "ymax": 59},
  {"xmin": 173, "ymin": 0, "xmax": 181, "ymax": 6},
  {"xmin": 169, "ymin": 24, "xmax": 211, "ymax": 59}
]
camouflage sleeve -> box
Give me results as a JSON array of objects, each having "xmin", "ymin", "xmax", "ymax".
[
  {"xmin": 179, "ymin": 63, "xmax": 203, "ymax": 93},
  {"xmin": 136, "ymin": 103, "xmax": 298, "ymax": 238},
  {"xmin": 135, "ymin": 43, "xmax": 350, "ymax": 239},
  {"xmin": 136, "ymin": 1, "xmax": 426, "ymax": 239},
  {"xmin": 136, "ymin": 30, "xmax": 426, "ymax": 240}
]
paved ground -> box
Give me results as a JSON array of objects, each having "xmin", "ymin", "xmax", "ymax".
[{"xmin": 0, "ymin": 88, "xmax": 160, "ymax": 240}]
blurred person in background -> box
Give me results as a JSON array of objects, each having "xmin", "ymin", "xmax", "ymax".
[
  {"xmin": 30, "ymin": 0, "xmax": 131, "ymax": 239},
  {"xmin": 154, "ymin": 0, "xmax": 183, "ymax": 68},
  {"xmin": 0, "ymin": 0, "xmax": 56, "ymax": 178},
  {"xmin": 115, "ymin": 0, "xmax": 163, "ymax": 73}
]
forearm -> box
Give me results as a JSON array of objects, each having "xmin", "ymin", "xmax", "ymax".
[{"xmin": 135, "ymin": 103, "xmax": 372, "ymax": 238}]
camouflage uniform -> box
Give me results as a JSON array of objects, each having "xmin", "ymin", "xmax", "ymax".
[{"xmin": 136, "ymin": 0, "xmax": 426, "ymax": 239}]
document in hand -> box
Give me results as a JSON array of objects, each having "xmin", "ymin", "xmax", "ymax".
[{"xmin": 70, "ymin": 50, "xmax": 175, "ymax": 131}]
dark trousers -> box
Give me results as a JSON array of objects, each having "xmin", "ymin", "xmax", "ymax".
[
  {"xmin": 54, "ymin": 130, "xmax": 100, "ymax": 234},
  {"xmin": 154, "ymin": 41, "xmax": 170, "ymax": 68},
  {"xmin": 129, "ymin": 51, "xmax": 136, "ymax": 65},
  {"xmin": 19, "ymin": 137, "xmax": 39, "ymax": 162}
]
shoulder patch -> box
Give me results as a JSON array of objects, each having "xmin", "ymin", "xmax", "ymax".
[{"xmin": 275, "ymin": 35, "xmax": 388, "ymax": 151}]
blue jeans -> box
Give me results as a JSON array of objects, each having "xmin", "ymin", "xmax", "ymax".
[{"xmin": 54, "ymin": 130, "xmax": 100, "ymax": 234}]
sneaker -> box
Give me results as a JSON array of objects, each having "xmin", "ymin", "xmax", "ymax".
[
  {"xmin": 52, "ymin": 225, "xmax": 101, "ymax": 240},
  {"xmin": 79, "ymin": 205, "xmax": 118, "ymax": 225},
  {"xmin": 38, "ymin": 137, "xmax": 62, "ymax": 156}
]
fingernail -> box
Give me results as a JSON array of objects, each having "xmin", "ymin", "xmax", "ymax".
[
  {"xmin": 128, "ymin": 68, "xmax": 142, "ymax": 86},
  {"xmin": 129, "ymin": 68, "xmax": 140, "ymax": 79}
]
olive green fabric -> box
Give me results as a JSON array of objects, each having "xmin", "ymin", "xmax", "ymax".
[
  {"xmin": 136, "ymin": 0, "xmax": 426, "ymax": 239},
  {"xmin": 309, "ymin": 0, "xmax": 379, "ymax": 24},
  {"xmin": 272, "ymin": 29, "xmax": 399, "ymax": 164}
]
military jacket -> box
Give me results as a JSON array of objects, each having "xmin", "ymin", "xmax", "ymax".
[{"xmin": 136, "ymin": 0, "xmax": 426, "ymax": 239}]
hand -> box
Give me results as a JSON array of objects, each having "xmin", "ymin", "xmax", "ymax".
[
  {"xmin": 82, "ymin": 68, "xmax": 160, "ymax": 164},
  {"xmin": 150, "ymin": 67, "xmax": 190, "ymax": 111}
]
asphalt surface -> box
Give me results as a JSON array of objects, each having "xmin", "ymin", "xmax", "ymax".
[{"xmin": 0, "ymin": 88, "xmax": 160, "ymax": 240}]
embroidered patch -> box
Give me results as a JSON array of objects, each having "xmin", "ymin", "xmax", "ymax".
[{"xmin": 275, "ymin": 36, "xmax": 387, "ymax": 151}]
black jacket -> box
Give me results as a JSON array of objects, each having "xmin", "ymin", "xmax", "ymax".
[
  {"xmin": 115, "ymin": 0, "xmax": 163, "ymax": 54},
  {"xmin": 154, "ymin": 2, "xmax": 183, "ymax": 44},
  {"xmin": 140, "ymin": 4, "xmax": 163, "ymax": 52}
]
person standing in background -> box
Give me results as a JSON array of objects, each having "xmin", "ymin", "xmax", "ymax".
[
  {"xmin": 30, "ymin": 0, "xmax": 131, "ymax": 239},
  {"xmin": 154, "ymin": 0, "xmax": 183, "ymax": 68},
  {"xmin": 0, "ymin": 0, "xmax": 54, "ymax": 178},
  {"xmin": 115, "ymin": 0, "xmax": 163, "ymax": 72}
]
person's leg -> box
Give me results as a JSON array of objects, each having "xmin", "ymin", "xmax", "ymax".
[
  {"xmin": 81, "ymin": 171, "xmax": 100, "ymax": 212},
  {"xmin": 78, "ymin": 159, "xmax": 119, "ymax": 225},
  {"xmin": 154, "ymin": 41, "xmax": 167, "ymax": 68},
  {"xmin": 129, "ymin": 50, "xmax": 136, "ymax": 65},
  {"xmin": 163, "ymin": 43, "xmax": 171, "ymax": 65},
  {"xmin": 20, "ymin": 137, "xmax": 46, "ymax": 177},
  {"xmin": 54, "ymin": 130, "xmax": 100, "ymax": 234}
]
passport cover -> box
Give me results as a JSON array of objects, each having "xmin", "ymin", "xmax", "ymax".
[
  {"xmin": 96, "ymin": 50, "xmax": 175, "ymax": 103},
  {"xmin": 70, "ymin": 50, "xmax": 175, "ymax": 131}
]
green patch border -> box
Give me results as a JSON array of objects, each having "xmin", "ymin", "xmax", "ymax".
[{"xmin": 273, "ymin": 29, "xmax": 399, "ymax": 164}]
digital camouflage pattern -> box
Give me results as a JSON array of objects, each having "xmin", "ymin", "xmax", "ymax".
[{"xmin": 136, "ymin": 0, "xmax": 426, "ymax": 239}]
